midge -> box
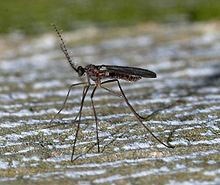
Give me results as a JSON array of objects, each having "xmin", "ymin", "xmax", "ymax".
[{"xmin": 51, "ymin": 24, "xmax": 174, "ymax": 161}]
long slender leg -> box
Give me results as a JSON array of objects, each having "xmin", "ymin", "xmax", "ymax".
[
  {"xmin": 90, "ymin": 85, "xmax": 100, "ymax": 153},
  {"xmin": 102, "ymin": 79, "xmax": 148, "ymax": 120},
  {"xmin": 101, "ymin": 79, "xmax": 174, "ymax": 148},
  {"xmin": 73, "ymin": 84, "xmax": 94, "ymax": 121},
  {"xmin": 101, "ymin": 80, "xmax": 146, "ymax": 120},
  {"xmin": 116, "ymin": 80, "xmax": 174, "ymax": 148},
  {"xmin": 101, "ymin": 79, "xmax": 149, "ymax": 122},
  {"xmin": 71, "ymin": 85, "xmax": 90, "ymax": 161},
  {"xmin": 101, "ymin": 79, "xmax": 167, "ymax": 121},
  {"xmin": 50, "ymin": 82, "xmax": 87, "ymax": 124},
  {"xmin": 74, "ymin": 103, "xmax": 175, "ymax": 160}
]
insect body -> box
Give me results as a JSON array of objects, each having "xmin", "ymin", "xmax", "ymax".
[
  {"xmin": 51, "ymin": 24, "xmax": 174, "ymax": 161},
  {"xmin": 83, "ymin": 64, "xmax": 156, "ymax": 83}
]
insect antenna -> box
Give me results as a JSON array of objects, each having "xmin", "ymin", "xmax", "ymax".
[{"xmin": 52, "ymin": 23, "xmax": 79, "ymax": 73}]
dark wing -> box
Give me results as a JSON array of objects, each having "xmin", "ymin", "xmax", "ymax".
[{"xmin": 101, "ymin": 65, "xmax": 157, "ymax": 78}]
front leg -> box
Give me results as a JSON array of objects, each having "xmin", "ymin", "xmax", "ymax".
[
  {"xmin": 50, "ymin": 82, "xmax": 87, "ymax": 124},
  {"xmin": 71, "ymin": 85, "xmax": 90, "ymax": 162}
]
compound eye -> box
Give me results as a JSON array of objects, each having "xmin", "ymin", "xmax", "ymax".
[{"xmin": 77, "ymin": 66, "xmax": 85, "ymax": 76}]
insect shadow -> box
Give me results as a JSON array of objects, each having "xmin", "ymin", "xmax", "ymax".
[{"xmin": 50, "ymin": 24, "xmax": 174, "ymax": 162}]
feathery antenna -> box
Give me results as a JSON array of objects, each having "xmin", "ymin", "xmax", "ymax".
[{"xmin": 52, "ymin": 23, "xmax": 78, "ymax": 73}]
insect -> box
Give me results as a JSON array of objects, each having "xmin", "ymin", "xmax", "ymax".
[{"xmin": 51, "ymin": 24, "xmax": 174, "ymax": 161}]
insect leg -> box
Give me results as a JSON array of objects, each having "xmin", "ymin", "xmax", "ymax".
[
  {"xmin": 90, "ymin": 85, "xmax": 100, "ymax": 153},
  {"xmin": 115, "ymin": 79, "xmax": 174, "ymax": 148},
  {"xmin": 71, "ymin": 85, "xmax": 90, "ymax": 162},
  {"xmin": 101, "ymin": 79, "xmax": 174, "ymax": 148},
  {"xmin": 101, "ymin": 80, "xmax": 146, "ymax": 120},
  {"xmin": 50, "ymin": 82, "xmax": 87, "ymax": 124},
  {"xmin": 101, "ymin": 80, "xmax": 158, "ymax": 121},
  {"xmin": 73, "ymin": 84, "xmax": 95, "ymax": 121}
]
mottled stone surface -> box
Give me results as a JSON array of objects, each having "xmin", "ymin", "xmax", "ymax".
[{"xmin": 0, "ymin": 22, "xmax": 219, "ymax": 185}]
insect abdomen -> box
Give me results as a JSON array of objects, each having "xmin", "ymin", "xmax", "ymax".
[{"xmin": 109, "ymin": 72, "xmax": 141, "ymax": 82}]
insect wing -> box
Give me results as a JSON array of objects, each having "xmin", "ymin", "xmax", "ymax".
[{"xmin": 101, "ymin": 65, "xmax": 156, "ymax": 78}]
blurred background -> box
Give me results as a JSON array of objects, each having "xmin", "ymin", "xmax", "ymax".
[{"xmin": 1, "ymin": 0, "xmax": 220, "ymax": 35}]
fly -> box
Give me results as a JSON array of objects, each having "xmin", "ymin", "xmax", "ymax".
[{"xmin": 51, "ymin": 24, "xmax": 174, "ymax": 162}]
